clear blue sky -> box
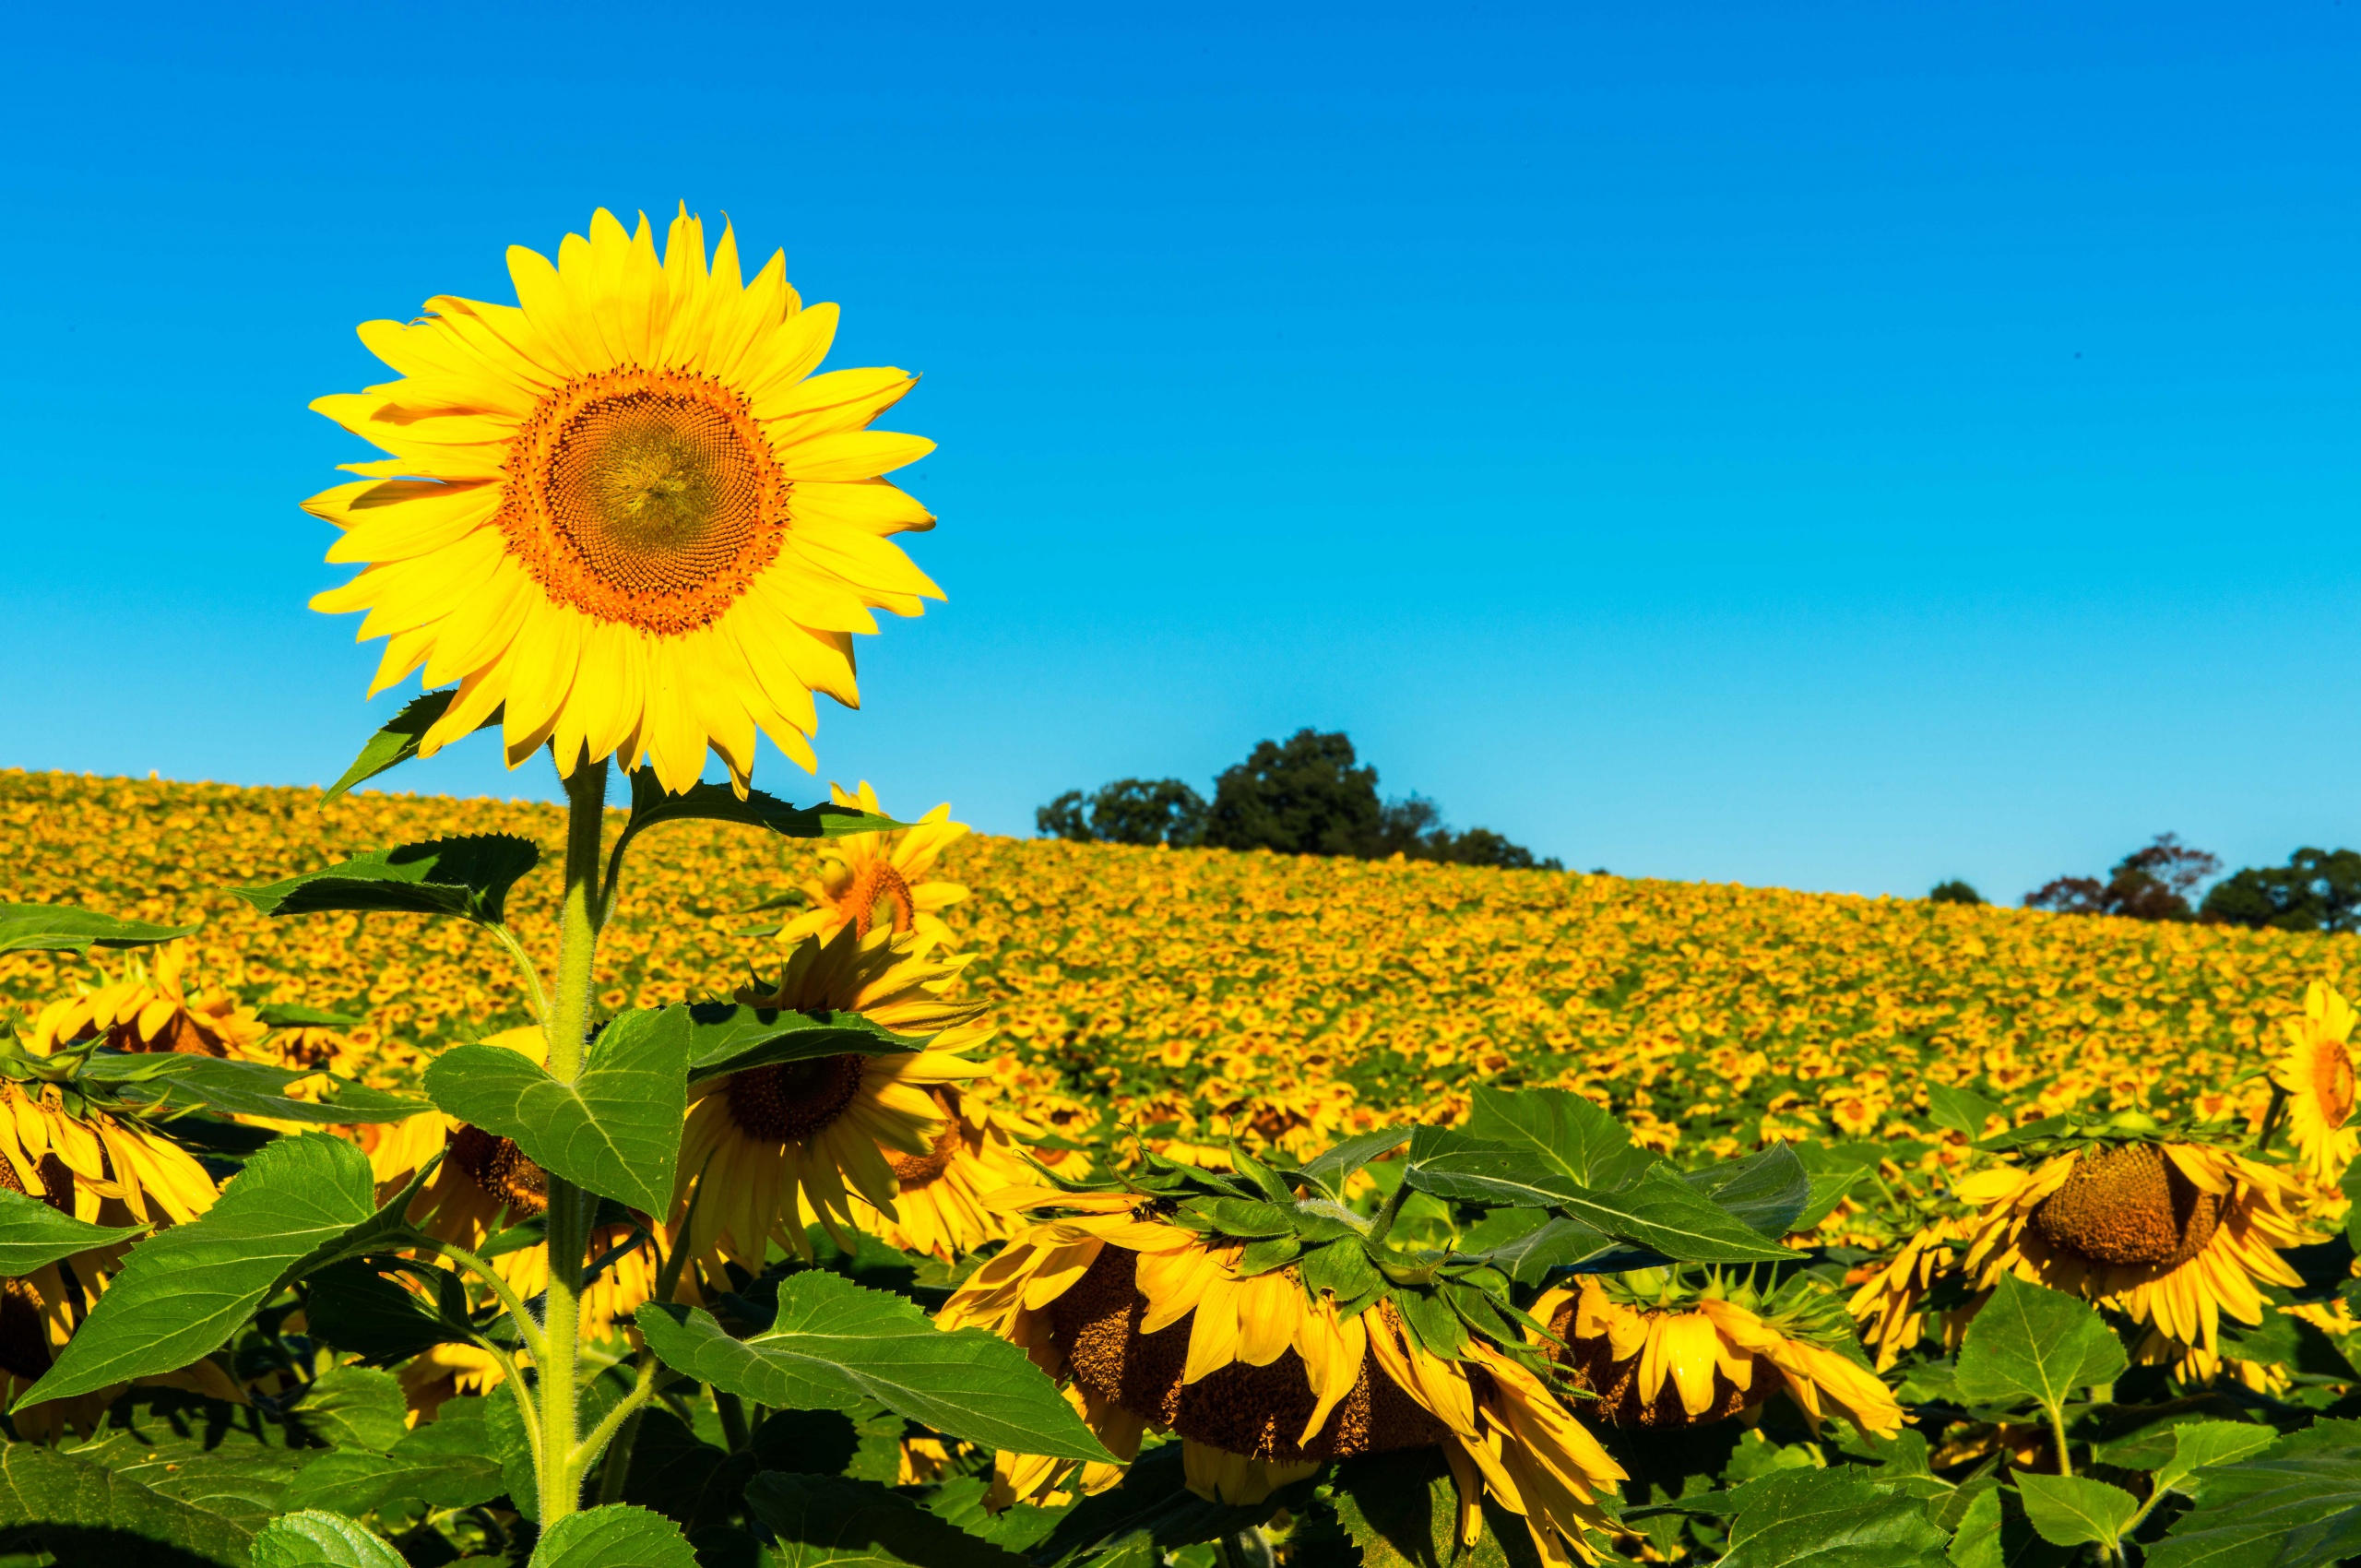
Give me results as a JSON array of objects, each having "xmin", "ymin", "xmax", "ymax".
[{"xmin": 4, "ymin": 3, "xmax": 2355, "ymax": 900}]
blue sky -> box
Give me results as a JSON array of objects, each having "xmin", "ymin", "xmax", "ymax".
[{"xmin": 3, "ymin": 3, "xmax": 2355, "ymax": 900}]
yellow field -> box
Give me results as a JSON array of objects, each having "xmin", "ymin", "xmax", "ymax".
[{"xmin": 2, "ymin": 767, "xmax": 2344, "ymax": 1186}]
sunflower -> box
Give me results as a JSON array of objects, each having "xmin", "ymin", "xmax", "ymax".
[
  {"xmin": 776, "ymin": 783, "xmax": 970, "ymax": 950},
  {"xmin": 1534, "ymin": 1272, "xmax": 1901, "ymax": 1438},
  {"xmin": 939, "ymin": 1193, "xmax": 1627, "ymax": 1565},
  {"xmin": 24, "ymin": 941, "xmax": 267, "ymax": 1061},
  {"xmin": 305, "ymin": 206, "xmax": 941, "ymax": 794},
  {"xmin": 394, "ymin": 1030, "xmax": 661, "ymax": 1346},
  {"xmin": 838, "ymin": 1082, "xmax": 1052, "ymax": 1264},
  {"xmin": 2272, "ymin": 980, "xmax": 2357, "ymax": 1184},
  {"xmin": 675, "ymin": 927, "xmax": 989, "ymax": 1270},
  {"xmin": 1845, "ymin": 1216, "xmax": 1971, "ymax": 1371},
  {"xmin": 1952, "ymin": 1139, "xmax": 2308, "ymax": 1373}
]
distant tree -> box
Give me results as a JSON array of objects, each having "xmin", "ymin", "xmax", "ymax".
[
  {"xmin": 1426, "ymin": 826, "xmax": 1564, "ymax": 872},
  {"xmin": 1204, "ymin": 730, "xmax": 1385, "ymax": 857},
  {"xmin": 2200, "ymin": 847, "xmax": 2361, "ymax": 933},
  {"xmin": 1928, "ymin": 880, "xmax": 1984, "ymax": 906},
  {"xmin": 1034, "ymin": 778, "xmax": 1208, "ymax": 847},
  {"xmin": 2025, "ymin": 834, "xmax": 2220, "ymax": 921}
]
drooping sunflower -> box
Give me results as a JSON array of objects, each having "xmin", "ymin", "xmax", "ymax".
[
  {"xmin": 24, "ymin": 941, "xmax": 267, "ymax": 1061},
  {"xmin": 1952, "ymin": 1137, "xmax": 2307, "ymax": 1376},
  {"xmin": 675, "ymin": 926, "xmax": 990, "ymax": 1270},
  {"xmin": 1845, "ymin": 1216, "xmax": 1970, "ymax": 1371},
  {"xmin": 776, "ymin": 782, "xmax": 970, "ymax": 950},
  {"xmin": 939, "ymin": 1190, "xmax": 1627, "ymax": 1565},
  {"xmin": 1533, "ymin": 1271, "xmax": 1902, "ymax": 1438},
  {"xmin": 307, "ymin": 206, "xmax": 942, "ymax": 794},
  {"xmin": 2272, "ymin": 980, "xmax": 2358, "ymax": 1184}
]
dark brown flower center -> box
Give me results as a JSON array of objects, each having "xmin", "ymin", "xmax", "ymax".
[
  {"xmin": 726, "ymin": 1054, "xmax": 868, "ymax": 1143},
  {"xmin": 451, "ymin": 1124, "xmax": 550, "ymax": 1217},
  {"xmin": 2032, "ymin": 1143, "xmax": 2220, "ymax": 1270},
  {"xmin": 0, "ymin": 1277, "xmax": 52, "ymax": 1383}
]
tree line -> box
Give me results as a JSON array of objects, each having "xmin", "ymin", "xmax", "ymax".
[
  {"xmin": 1037, "ymin": 728, "xmax": 1564, "ymax": 871},
  {"xmin": 1929, "ymin": 834, "xmax": 2361, "ymax": 933}
]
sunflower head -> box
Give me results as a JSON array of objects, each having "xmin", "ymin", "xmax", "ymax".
[
  {"xmin": 2274, "ymin": 980, "xmax": 2358, "ymax": 1183},
  {"xmin": 308, "ymin": 207, "xmax": 942, "ymax": 794},
  {"xmin": 777, "ymin": 784, "xmax": 972, "ymax": 950},
  {"xmin": 2028, "ymin": 1141, "xmax": 2218, "ymax": 1270}
]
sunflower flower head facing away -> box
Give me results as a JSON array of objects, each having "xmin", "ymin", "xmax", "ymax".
[
  {"xmin": 307, "ymin": 206, "xmax": 943, "ymax": 795},
  {"xmin": 24, "ymin": 940, "xmax": 267, "ymax": 1062},
  {"xmin": 676, "ymin": 926, "xmax": 989, "ymax": 1271},
  {"xmin": 777, "ymin": 782, "xmax": 971, "ymax": 951},
  {"xmin": 2273, "ymin": 980, "xmax": 2358, "ymax": 1185}
]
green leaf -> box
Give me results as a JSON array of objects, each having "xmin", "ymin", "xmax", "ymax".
[
  {"xmin": 14, "ymin": 1133, "xmax": 385, "ymax": 1408},
  {"xmin": 742, "ymin": 1472, "xmax": 1030, "ymax": 1567},
  {"xmin": 0, "ymin": 902, "xmax": 199, "ymax": 956},
  {"xmin": 89, "ymin": 1445, "xmax": 308, "ymax": 1540},
  {"xmin": 635, "ymin": 1272, "xmax": 1113, "ymax": 1463},
  {"xmin": 682, "ymin": 1004, "xmax": 926, "ymax": 1084},
  {"xmin": 249, "ymin": 1510, "xmax": 409, "ymax": 1568},
  {"xmin": 424, "ymin": 1005, "xmax": 690, "ymax": 1214},
  {"xmin": 1682, "ymin": 1143, "xmax": 1810, "ymax": 1236},
  {"xmin": 1330, "ymin": 1446, "xmax": 1533, "ymax": 1568},
  {"xmin": 2149, "ymin": 1420, "xmax": 2282, "ymax": 1499},
  {"xmin": 1200, "ymin": 1199, "xmax": 1297, "ymax": 1238},
  {"xmin": 255, "ymin": 1004, "xmax": 366, "ymax": 1030},
  {"xmin": 621, "ymin": 767, "xmax": 901, "ymax": 846},
  {"xmin": 1953, "ymin": 1275, "xmax": 2128, "ymax": 1414},
  {"xmin": 1720, "ymin": 1467, "xmax": 1950, "ymax": 1568},
  {"xmin": 301, "ymin": 1258, "xmax": 475, "ymax": 1364},
  {"xmin": 1463, "ymin": 1085, "xmax": 1657, "ymax": 1189},
  {"xmin": 1472, "ymin": 1214, "xmax": 1614, "ymax": 1286},
  {"xmin": 2015, "ymin": 1473, "xmax": 2137, "ymax": 1548},
  {"xmin": 322, "ymin": 689, "xmax": 503, "ymax": 804},
  {"xmin": 231, "ymin": 836, "xmax": 540, "ymax": 923},
  {"xmin": 1031, "ymin": 1443, "xmax": 1294, "ymax": 1567},
  {"xmin": 283, "ymin": 1412, "xmax": 506, "ymax": 1517},
  {"xmin": 2152, "ymin": 1419, "xmax": 2361, "ymax": 1568},
  {"xmin": 529, "ymin": 1503, "xmax": 703, "ymax": 1568},
  {"xmin": 1944, "ymin": 1485, "xmax": 2002, "ymax": 1568},
  {"xmin": 283, "ymin": 1364, "xmax": 409, "ymax": 1453},
  {"xmin": 0, "ymin": 1440, "xmax": 254, "ymax": 1565},
  {"xmin": 1925, "ymin": 1084, "xmax": 2001, "ymax": 1141},
  {"xmin": 610, "ymin": 1408, "xmax": 746, "ymax": 1532},
  {"xmin": 1289, "ymin": 1125, "xmax": 1410, "ymax": 1200},
  {"xmin": 0, "ymin": 1184, "xmax": 142, "ymax": 1275},
  {"xmin": 76, "ymin": 1052, "xmax": 430, "ymax": 1124}
]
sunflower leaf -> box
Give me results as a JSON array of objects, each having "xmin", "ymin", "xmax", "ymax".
[
  {"xmin": 1464, "ymin": 1085, "xmax": 1660, "ymax": 1190},
  {"xmin": 425, "ymin": 1005, "xmax": 689, "ymax": 1215},
  {"xmin": 1405, "ymin": 1132, "xmax": 1796, "ymax": 1263},
  {"xmin": 621, "ymin": 768, "xmax": 903, "ymax": 846},
  {"xmin": 232, "ymin": 835, "xmax": 540, "ymax": 924},
  {"xmin": 0, "ymin": 1185, "xmax": 143, "ymax": 1277},
  {"xmin": 1718, "ymin": 1466, "xmax": 1949, "ymax": 1568},
  {"xmin": 2016, "ymin": 1473, "xmax": 2139, "ymax": 1549},
  {"xmin": 255, "ymin": 1003, "xmax": 366, "ymax": 1029},
  {"xmin": 2150, "ymin": 1418, "xmax": 2361, "ymax": 1568},
  {"xmin": 250, "ymin": 1509, "xmax": 409, "ymax": 1568},
  {"xmin": 1299, "ymin": 1239, "xmax": 1382, "ymax": 1301},
  {"xmin": 77, "ymin": 1052, "xmax": 431, "ymax": 1124},
  {"xmin": 1682, "ymin": 1143, "xmax": 1810, "ymax": 1237},
  {"xmin": 682, "ymin": 1003, "xmax": 925, "ymax": 1083},
  {"xmin": 528, "ymin": 1503, "xmax": 701, "ymax": 1568},
  {"xmin": 322, "ymin": 690, "xmax": 504, "ymax": 805},
  {"xmin": 1953, "ymin": 1276, "xmax": 2128, "ymax": 1417},
  {"xmin": 1288, "ymin": 1125, "xmax": 1410, "ymax": 1201},
  {"xmin": 12, "ymin": 1133, "xmax": 401, "ymax": 1409},
  {"xmin": 1924, "ymin": 1084, "xmax": 2002, "ymax": 1142},
  {"xmin": 0, "ymin": 901, "xmax": 199, "ymax": 956},
  {"xmin": 635, "ymin": 1272, "xmax": 1114, "ymax": 1463},
  {"xmin": 0, "ymin": 1441, "xmax": 256, "ymax": 1566},
  {"xmin": 742, "ymin": 1472, "xmax": 1030, "ymax": 1567},
  {"xmin": 1200, "ymin": 1198, "xmax": 1298, "ymax": 1238},
  {"xmin": 1331, "ymin": 1447, "xmax": 1526, "ymax": 1568}
]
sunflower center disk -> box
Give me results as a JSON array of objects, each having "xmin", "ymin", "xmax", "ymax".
[
  {"xmin": 1050, "ymin": 1246, "xmax": 1450, "ymax": 1465},
  {"xmin": 451, "ymin": 1124, "xmax": 550, "ymax": 1217},
  {"xmin": 848, "ymin": 861, "xmax": 919, "ymax": 939},
  {"xmin": 726, "ymin": 1053, "xmax": 868, "ymax": 1144},
  {"xmin": 2031, "ymin": 1143, "xmax": 2219, "ymax": 1270},
  {"xmin": 886, "ymin": 1119, "xmax": 962, "ymax": 1184},
  {"xmin": 503, "ymin": 368, "xmax": 788, "ymax": 636},
  {"xmin": 0, "ymin": 1277, "xmax": 52, "ymax": 1383}
]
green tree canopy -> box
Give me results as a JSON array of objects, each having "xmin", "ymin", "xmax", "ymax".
[{"xmin": 2201, "ymin": 846, "xmax": 2361, "ymax": 932}]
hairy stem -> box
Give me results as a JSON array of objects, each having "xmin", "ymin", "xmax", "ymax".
[
  {"xmin": 409, "ymin": 1237, "xmax": 548, "ymax": 1360},
  {"xmin": 537, "ymin": 754, "xmax": 611, "ymax": 1526}
]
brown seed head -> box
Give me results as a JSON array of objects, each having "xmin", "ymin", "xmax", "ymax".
[{"xmin": 2032, "ymin": 1143, "xmax": 2220, "ymax": 1270}]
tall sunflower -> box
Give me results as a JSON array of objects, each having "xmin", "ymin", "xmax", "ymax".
[
  {"xmin": 2272, "ymin": 980, "xmax": 2358, "ymax": 1184},
  {"xmin": 839, "ymin": 1082, "xmax": 1053, "ymax": 1264},
  {"xmin": 1534, "ymin": 1271, "xmax": 1901, "ymax": 1438},
  {"xmin": 25, "ymin": 941, "xmax": 267, "ymax": 1061},
  {"xmin": 1925, "ymin": 1136, "xmax": 2308, "ymax": 1379},
  {"xmin": 776, "ymin": 783, "xmax": 970, "ymax": 950},
  {"xmin": 939, "ymin": 1191, "xmax": 1627, "ymax": 1564},
  {"xmin": 675, "ymin": 927, "xmax": 989, "ymax": 1270},
  {"xmin": 307, "ymin": 207, "xmax": 942, "ymax": 794}
]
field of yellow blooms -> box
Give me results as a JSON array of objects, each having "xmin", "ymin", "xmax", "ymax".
[{"xmin": 5, "ymin": 766, "xmax": 2346, "ymax": 1191}]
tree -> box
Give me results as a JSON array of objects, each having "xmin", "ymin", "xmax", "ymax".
[
  {"xmin": 1928, "ymin": 880, "xmax": 1983, "ymax": 905},
  {"xmin": 2024, "ymin": 834, "xmax": 2220, "ymax": 921},
  {"xmin": 1034, "ymin": 778, "xmax": 1209, "ymax": 848},
  {"xmin": 2200, "ymin": 847, "xmax": 2361, "ymax": 933},
  {"xmin": 1203, "ymin": 729, "xmax": 1385, "ymax": 857}
]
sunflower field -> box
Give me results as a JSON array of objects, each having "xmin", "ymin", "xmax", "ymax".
[{"xmin": 6, "ymin": 207, "xmax": 2361, "ymax": 1568}]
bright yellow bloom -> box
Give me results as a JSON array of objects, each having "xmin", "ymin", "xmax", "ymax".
[
  {"xmin": 1846, "ymin": 1217, "xmax": 1970, "ymax": 1370},
  {"xmin": 306, "ymin": 207, "xmax": 942, "ymax": 794},
  {"xmin": 2273, "ymin": 980, "xmax": 2357, "ymax": 1184},
  {"xmin": 0, "ymin": 1080, "xmax": 216, "ymax": 1229},
  {"xmin": 838, "ymin": 1083, "xmax": 1050, "ymax": 1264},
  {"xmin": 1954, "ymin": 1141, "xmax": 2308, "ymax": 1369},
  {"xmin": 1535, "ymin": 1277, "xmax": 1902, "ymax": 1438},
  {"xmin": 25, "ymin": 940, "xmax": 267, "ymax": 1061},
  {"xmin": 777, "ymin": 783, "xmax": 970, "ymax": 951},
  {"xmin": 675, "ymin": 927, "xmax": 989, "ymax": 1269},
  {"xmin": 940, "ymin": 1195, "xmax": 1626, "ymax": 1565}
]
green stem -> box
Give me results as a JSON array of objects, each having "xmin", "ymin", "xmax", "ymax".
[
  {"xmin": 575, "ymin": 1358, "xmax": 665, "ymax": 1479},
  {"xmin": 714, "ymin": 1387, "xmax": 751, "ymax": 1455},
  {"xmin": 595, "ymin": 1406, "xmax": 647, "ymax": 1506},
  {"xmin": 2047, "ymin": 1398, "xmax": 2073, "ymax": 1477},
  {"xmin": 410, "ymin": 1238, "xmax": 548, "ymax": 1360},
  {"xmin": 2255, "ymin": 1084, "xmax": 2290, "ymax": 1154},
  {"xmin": 1364, "ymin": 1178, "xmax": 1415, "ymax": 1247},
  {"xmin": 536, "ymin": 754, "xmax": 611, "ymax": 1526},
  {"xmin": 484, "ymin": 921, "xmax": 552, "ymax": 1024}
]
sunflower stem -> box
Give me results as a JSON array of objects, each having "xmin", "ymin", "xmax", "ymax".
[
  {"xmin": 2254, "ymin": 1084, "xmax": 2289, "ymax": 1154},
  {"xmin": 536, "ymin": 754, "xmax": 611, "ymax": 1526},
  {"xmin": 2047, "ymin": 1397, "xmax": 2073, "ymax": 1477},
  {"xmin": 1365, "ymin": 1176, "xmax": 1415, "ymax": 1247},
  {"xmin": 714, "ymin": 1387, "xmax": 752, "ymax": 1455}
]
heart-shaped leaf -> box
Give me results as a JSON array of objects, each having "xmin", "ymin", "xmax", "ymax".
[
  {"xmin": 1955, "ymin": 1276, "xmax": 2128, "ymax": 1413},
  {"xmin": 636, "ymin": 1272, "xmax": 1113, "ymax": 1463},
  {"xmin": 424, "ymin": 1006, "xmax": 690, "ymax": 1214},
  {"xmin": 322, "ymin": 689, "xmax": 504, "ymax": 804},
  {"xmin": 0, "ymin": 1186, "xmax": 143, "ymax": 1276},
  {"xmin": 232, "ymin": 836, "xmax": 540, "ymax": 923},
  {"xmin": 2016, "ymin": 1473, "xmax": 2138, "ymax": 1550},
  {"xmin": 528, "ymin": 1503, "xmax": 700, "ymax": 1568},
  {"xmin": 250, "ymin": 1509, "xmax": 409, "ymax": 1568},
  {"xmin": 0, "ymin": 902, "xmax": 199, "ymax": 956}
]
